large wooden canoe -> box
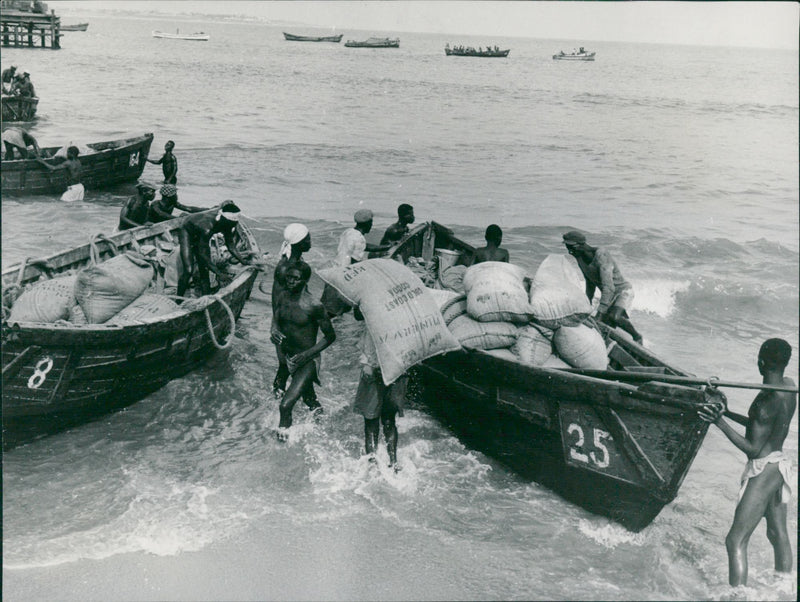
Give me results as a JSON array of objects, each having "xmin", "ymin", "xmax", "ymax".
[
  {"xmin": 60, "ymin": 23, "xmax": 89, "ymax": 31},
  {"xmin": 1, "ymin": 132, "xmax": 153, "ymax": 196},
  {"xmin": 1, "ymin": 213, "xmax": 260, "ymax": 448},
  {"xmin": 1, "ymin": 94, "xmax": 39, "ymax": 121},
  {"xmin": 283, "ymin": 32, "xmax": 342, "ymax": 43},
  {"xmin": 390, "ymin": 222, "xmax": 716, "ymax": 531},
  {"xmin": 344, "ymin": 37, "xmax": 399, "ymax": 48},
  {"xmin": 445, "ymin": 46, "xmax": 510, "ymax": 58}
]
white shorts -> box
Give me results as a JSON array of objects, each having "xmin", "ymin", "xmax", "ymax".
[{"xmin": 61, "ymin": 183, "xmax": 85, "ymax": 202}]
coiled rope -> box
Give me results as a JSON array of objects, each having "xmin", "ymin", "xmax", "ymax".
[{"xmin": 166, "ymin": 293, "xmax": 237, "ymax": 350}]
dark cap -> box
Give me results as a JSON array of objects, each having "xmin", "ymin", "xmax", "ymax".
[{"xmin": 562, "ymin": 230, "xmax": 586, "ymax": 245}]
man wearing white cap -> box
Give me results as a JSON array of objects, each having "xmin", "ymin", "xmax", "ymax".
[
  {"xmin": 177, "ymin": 200, "xmax": 254, "ymax": 296},
  {"xmin": 271, "ymin": 223, "xmax": 311, "ymax": 398},
  {"xmin": 322, "ymin": 209, "xmax": 392, "ymax": 317}
]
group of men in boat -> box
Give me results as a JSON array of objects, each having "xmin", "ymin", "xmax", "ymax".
[{"xmin": 1, "ymin": 65, "xmax": 36, "ymax": 97}]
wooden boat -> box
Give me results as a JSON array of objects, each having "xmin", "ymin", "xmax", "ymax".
[
  {"xmin": 1, "ymin": 94, "xmax": 38, "ymax": 121},
  {"xmin": 344, "ymin": 37, "xmax": 399, "ymax": 48},
  {"xmin": 1, "ymin": 214, "xmax": 261, "ymax": 448},
  {"xmin": 152, "ymin": 30, "xmax": 209, "ymax": 41},
  {"xmin": 61, "ymin": 22, "xmax": 88, "ymax": 31},
  {"xmin": 1, "ymin": 132, "xmax": 154, "ymax": 196},
  {"xmin": 553, "ymin": 48, "xmax": 596, "ymax": 61},
  {"xmin": 283, "ymin": 32, "xmax": 342, "ymax": 43},
  {"xmin": 445, "ymin": 45, "xmax": 510, "ymax": 58},
  {"xmin": 389, "ymin": 221, "xmax": 719, "ymax": 531}
]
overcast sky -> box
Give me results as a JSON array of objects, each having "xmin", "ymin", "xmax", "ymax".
[{"xmin": 54, "ymin": 1, "xmax": 798, "ymax": 49}]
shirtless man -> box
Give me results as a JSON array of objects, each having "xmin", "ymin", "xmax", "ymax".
[
  {"xmin": 146, "ymin": 140, "xmax": 178, "ymax": 184},
  {"xmin": 379, "ymin": 203, "xmax": 415, "ymax": 246},
  {"xmin": 271, "ymin": 262, "xmax": 336, "ymax": 441},
  {"xmin": 118, "ymin": 183, "xmax": 155, "ymax": 230},
  {"xmin": 177, "ymin": 200, "xmax": 253, "ymax": 296},
  {"xmin": 37, "ymin": 146, "xmax": 83, "ymax": 201},
  {"xmin": 271, "ymin": 223, "xmax": 311, "ymax": 398},
  {"xmin": 148, "ymin": 184, "xmax": 204, "ymax": 223},
  {"xmin": 698, "ymin": 338, "xmax": 797, "ymax": 586},
  {"xmin": 562, "ymin": 230, "xmax": 643, "ymax": 344},
  {"xmin": 473, "ymin": 224, "xmax": 509, "ymax": 264}
]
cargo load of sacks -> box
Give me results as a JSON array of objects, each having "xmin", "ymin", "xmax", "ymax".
[
  {"xmin": 430, "ymin": 255, "xmax": 608, "ymax": 370},
  {"xmin": 7, "ymin": 242, "xmax": 183, "ymax": 327}
]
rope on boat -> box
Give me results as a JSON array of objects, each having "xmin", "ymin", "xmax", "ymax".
[{"xmin": 165, "ymin": 293, "xmax": 237, "ymax": 350}]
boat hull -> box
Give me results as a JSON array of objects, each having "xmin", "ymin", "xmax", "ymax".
[
  {"xmin": 152, "ymin": 31, "xmax": 209, "ymax": 41},
  {"xmin": 2, "ymin": 217, "xmax": 260, "ymax": 448},
  {"xmin": 61, "ymin": 23, "xmax": 88, "ymax": 31},
  {"xmin": 1, "ymin": 95, "xmax": 39, "ymax": 121},
  {"xmin": 1, "ymin": 133, "xmax": 153, "ymax": 196},
  {"xmin": 344, "ymin": 38, "xmax": 399, "ymax": 48},
  {"xmin": 445, "ymin": 48, "xmax": 510, "ymax": 58},
  {"xmin": 283, "ymin": 32, "xmax": 342, "ymax": 42},
  {"xmin": 553, "ymin": 53, "xmax": 596, "ymax": 61},
  {"xmin": 391, "ymin": 221, "xmax": 711, "ymax": 531}
]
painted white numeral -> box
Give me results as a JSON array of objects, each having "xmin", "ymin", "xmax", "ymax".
[
  {"xmin": 28, "ymin": 357, "xmax": 53, "ymax": 389},
  {"xmin": 567, "ymin": 423, "xmax": 612, "ymax": 469},
  {"xmin": 567, "ymin": 423, "xmax": 589, "ymax": 463},
  {"xmin": 129, "ymin": 151, "xmax": 139, "ymax": 167},
  {"xmin": 590, "ymin": 429, "xmax": 611, "ymax": 468}
]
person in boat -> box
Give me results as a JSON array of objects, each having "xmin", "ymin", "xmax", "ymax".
[
  {"xmin": 272, "ymin": 261, "xmax": 336, "ymax": 442},
  {"xmin": 562, "ymin": 230, "xmax": 643, "ymax": 344},
  {"xmin": 353, "ymin": 311, "xmax": 405, "ymax": 472},
  {"xmin": 1, "ymin": 65, "xmax": 16, "ymax": 94},
  {"xmin": 117, "ymin": 183, "xmax": 156, "ymax": 230},
  {"xmin": 271, "ymin": 223, "xmax": 312, "ymax": 399},
  {"xmin": 698, "ymin": 338, "xmax": 796, "ymax": 586},
  {"xmin": 2, "ymin": 127, "xmax": 41, "ymax": 160},
  {"xmin": 380, "ymin": 203, "xmax": 415, "ymax": 247},
  {"xmin": 146, "ymin": 140, "xmax": 178, "ymax": 185},
  {"xmin": 13, "ymin": 72, "xmax": 35, "ymax": 97},
  {"xmin": 36, "ymin": 145, "xmax": 84, "ymax": 201},
  {"xmin": 176, "ymin": 200, "xmax": 254, "ymax": 296},
  {"xmin": 472, "ymin": 224, "xmax": 509, "ymax": 264},
  {"xmin": 148, "ymin": 184, "xmax": 205, "ymax": 223}
]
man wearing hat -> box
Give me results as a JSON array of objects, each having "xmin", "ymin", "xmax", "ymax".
[
  {"xmin": 562, "ymin": 230, "xmax": 643, "ymax": 344},
  {"xmin": 13, "ymin": 72, "xmax": 34, "ymax": 98},
  {"xmin": 335, "ymin": 209, "xmax": 391, "ymax": 267},
  {"xmin": 146, "ymin": 140, "xmax": 178, "ymax": 184},
  {"xmin": 271, "ymin": 223, "xmax": 312, "ymax": 398},
  {"xmin": 148, "ymin": 183, "xmax": 205, "ymax": 223},
  {"xmin": 118, "ymin": 183, "xmax": 156, "ymax": 230},
  {"xmin": 177, "ymin": 200, "xmax": 255, "ymax": 296}
]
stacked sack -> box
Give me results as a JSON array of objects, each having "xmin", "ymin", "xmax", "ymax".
[{"xmin": 430, "ymin": 257, "xmax": 608, "ymax": 370}]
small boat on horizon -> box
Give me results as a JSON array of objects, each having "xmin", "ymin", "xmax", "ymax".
[
  {"xmin": 445, "ymin": 43, "xmax": 510, "ymax": 58},
  {"xmin": 553, "ymin": 47, "xmax": 595, "ymax": 61},
  {"xmin": 344, "ymin": 36, "xmax": 399, "ymax": 48},
  {"xmin": 61, "ymin": 22, "xmax": 89, "ymax": 32},
  {"xmin": 283, "ymin": 32, "xmax": 342, "ymax": 43},
  {"xmin": 152, "ymin": 29, "xmax": 209, "ymax": 41}
]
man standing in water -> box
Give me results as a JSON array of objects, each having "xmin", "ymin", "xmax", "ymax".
[
  {"xmin": 353, "ymin": 315, "xmax": 404, "ymax": 471},
  {"xmin": 37, "ymin": 146, "xmax": 83, "ymax": 201},
  {"xmin": 271, "ymin": 262, "xmax": 336, "ymax": 442},
  {"xmin": 699, "ymin": 338, "xmax": 796, "ymax": 586},
  {"xmin": 562, "ymin": 230, "xmax": 643, "ymax": 344},
  {"xmin": 271, "ymin": 223, "xmax": 311, "ymax": 398},
  {"xmin": 147, "ymin": 140, "xmax": 178, "ymax": 184}
]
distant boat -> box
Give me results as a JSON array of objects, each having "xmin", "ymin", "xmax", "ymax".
[
  {"xmin": 445, "ymin": 44, "xmax": 510, "ymax": 58},
  {"xmin": 344, "ymin": 37, "xmax": 399, "ymax": 48},
  {"xmin": 283, "ymin": 32, "xmax": 342, "ymax": 43},
  {"xmin": 1, "ymin": 95, "xmax": 39, "ymax": 122},
  {"xmin": 152, "ymin": 29, "xmax": 209, "ymax": 42},
  {"xmin": 61, "ymin": 23, "xmax": 89, "ymax": 32},
  {"xmin": 553, "ymin": 47, "xmax": 595, "ymax": 61}
]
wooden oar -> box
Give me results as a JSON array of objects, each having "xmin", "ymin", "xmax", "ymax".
[{"xmin": 559, "ymin": 368, "xmax": 799, "ymax": 393}]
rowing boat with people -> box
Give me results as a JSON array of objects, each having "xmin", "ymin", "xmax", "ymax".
[
  {"xmin": 1, "ymin": 213, "xmax": 261, "ymax": 449},
  {"xmin": 388, "ymin": 221, "xmax": 730, "ymax": 531},
  {"xmin": 1, "ymin": 132, "xmax": 153, "ymax": 196}
]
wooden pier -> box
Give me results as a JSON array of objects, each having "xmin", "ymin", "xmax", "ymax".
[{"xmin": 1, "ymin": 8, "xmax": 62, "ymax": 49}]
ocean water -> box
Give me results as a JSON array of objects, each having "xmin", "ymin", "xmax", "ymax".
[{"xmin": 2, "ymin": 10, "xmax": 798, "ymax": 602}]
